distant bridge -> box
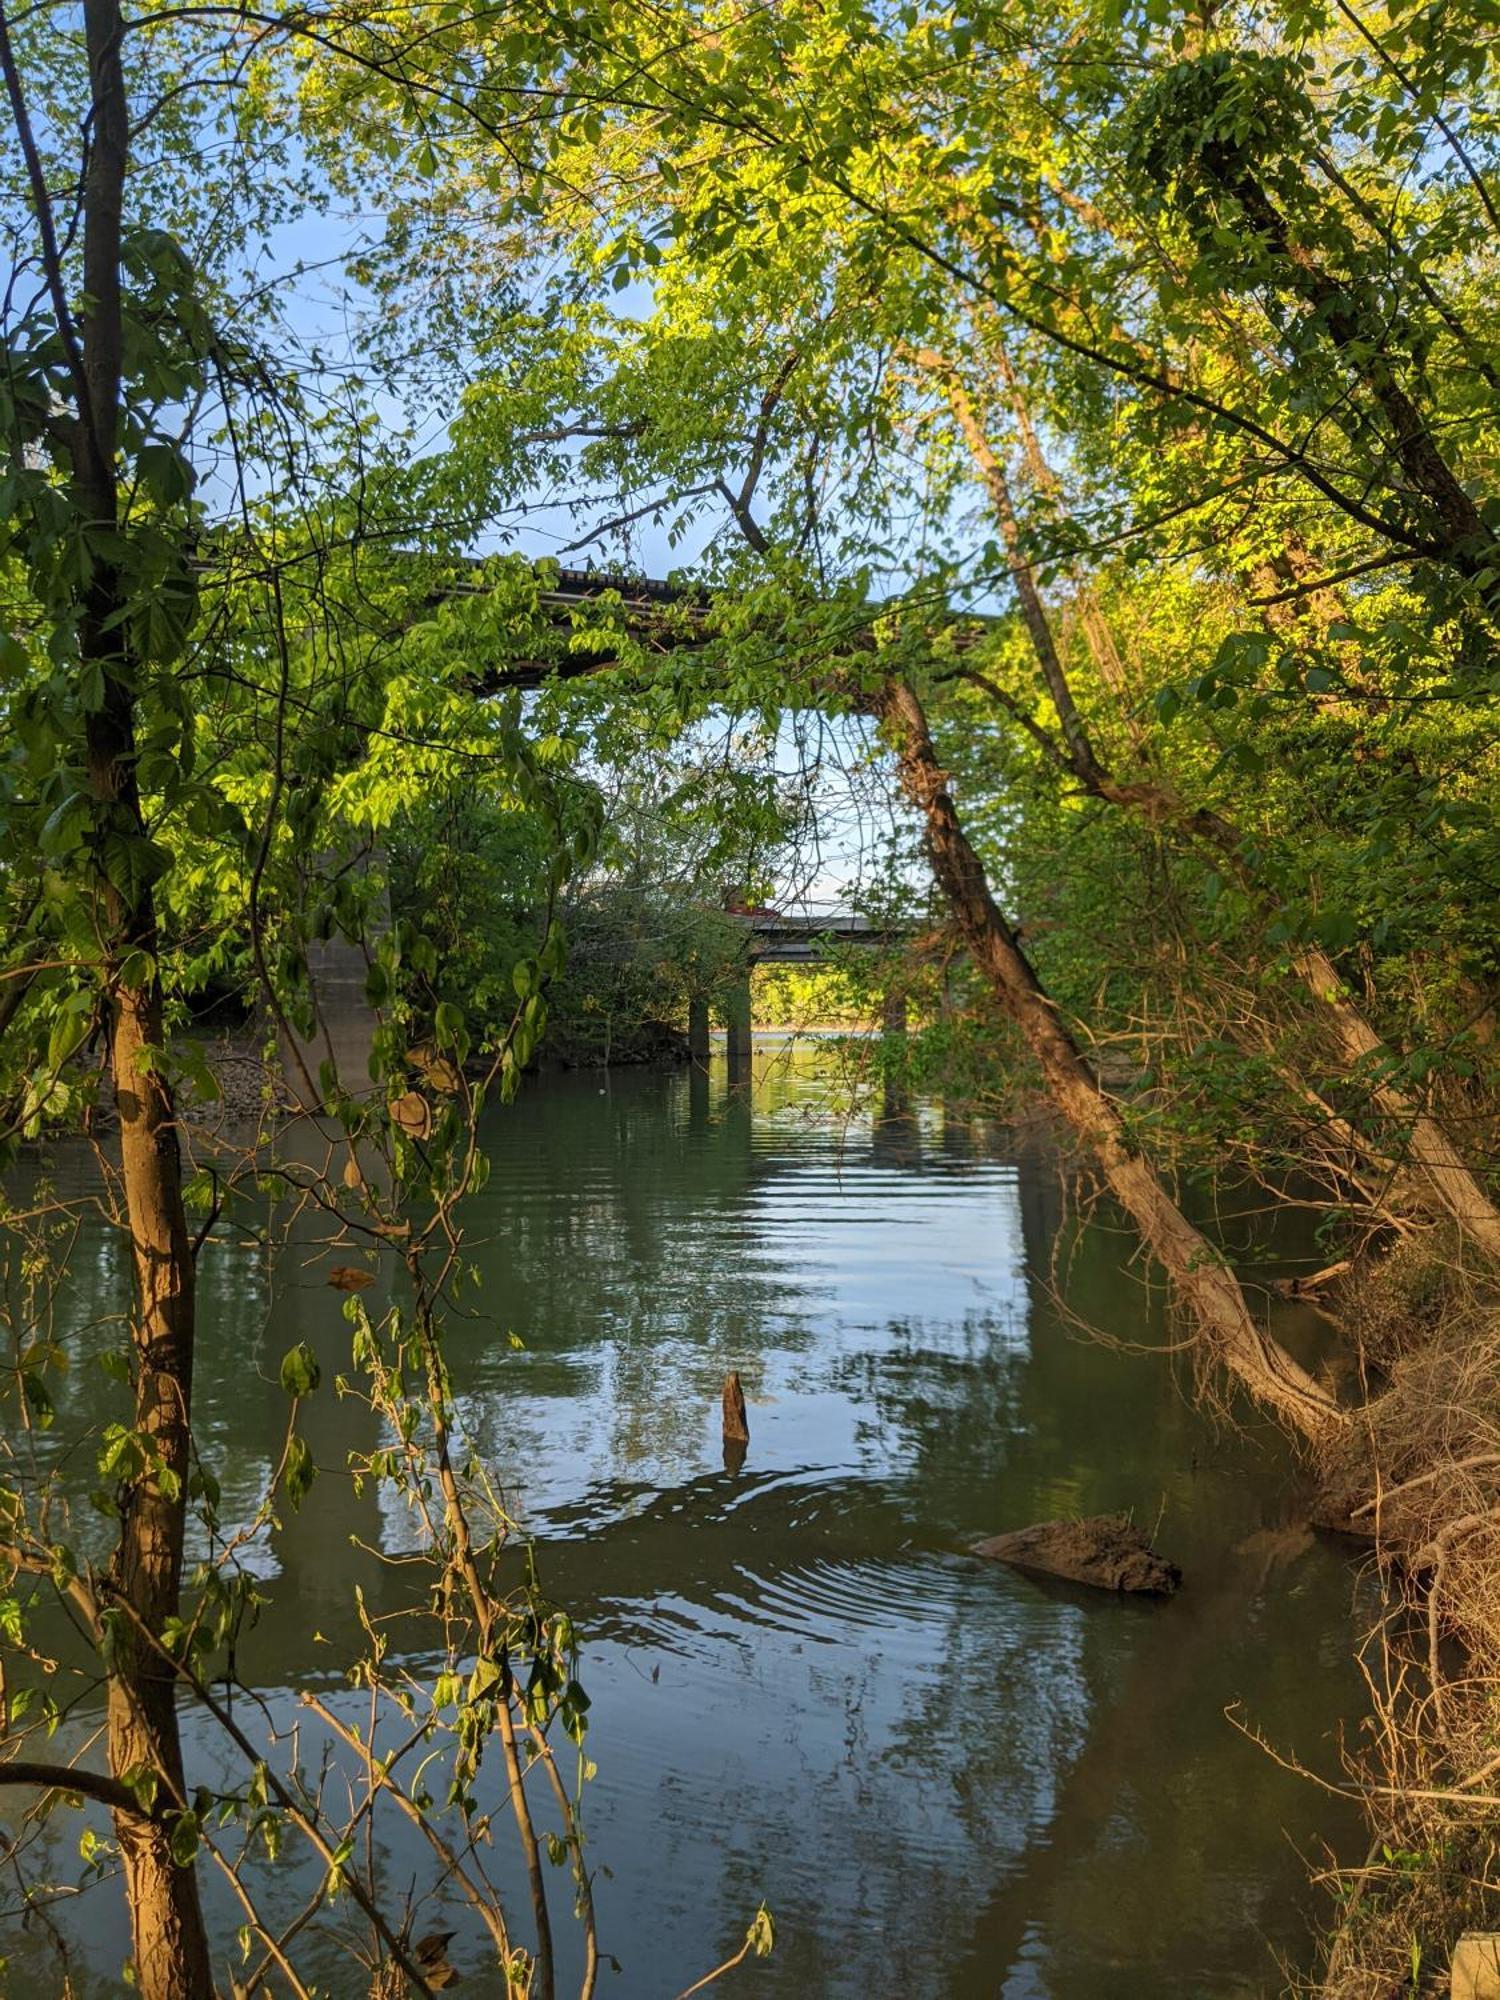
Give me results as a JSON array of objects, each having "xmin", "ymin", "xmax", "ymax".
[
  {"xmin": 728, "ymin": 909, "xmax": 918, "ymax": 965},
  {"xmin": 462, "ymin": 566, "xmax": 707, "ymax": 688},
  {"xmin": 289, "ymin": 563, "xmax": 949, "ymax": 1105},
  {"xmin": 690, "ymin": 904, "xmax": 920, "ymax": 1073},
  {"xmin": 464, "ymin": 562, "xmax": 992, "ymax": 688}
]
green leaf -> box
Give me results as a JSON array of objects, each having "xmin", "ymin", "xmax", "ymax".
[
  {"xmin": 38, "ymin": 791, "xmax": 93, "ymax": 859},
  {"xmin": 168, "ymin": 1810, "xmax": 201, "ymax": 1867},
  {"xmin": 24, "ymin": 1372, "xmax": 57, "ymax": 1431},
  {"xmin": 279, "ymin": 1343, "xmax": 322, "ymax": 1398},
  {"xmin": 282, "ymin": 1434, "xmax": 316, "ymax": 1509},
  {"xmin": 136, "ymin": 442, "xmax": 195, "ymax": 507},
  {"xmin": 47, "ymin": 993, "xmax": 93, "ymax": 1072},
  {"xmin": 468, "ymin": 1655, "xmax": 504, "ymax": 1701},
  {"xmin": 98, "ymin": 1423, "xmax": 148, "ymax": 1483}
]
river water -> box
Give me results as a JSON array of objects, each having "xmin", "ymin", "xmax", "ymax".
[{"xmin": 3, "ymin": 1040, "xmax": 1364, "ymax": 1997}]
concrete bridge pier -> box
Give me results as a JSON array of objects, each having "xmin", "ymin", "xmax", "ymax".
[
  {"xmin": 281, "ymin": 931, "xmax": 381, "ymax": 1111},
  {"xmin": 873, "ymin": 1087, "xmax": 921, "ymax": 1167},
  {"xmin": 873, "ymin": 980, "xmax": 917, "ymax": 1160},
  {"xmin": 688, "ymin": 1057, "xmax": 710, "ymax": 1129},
  {"xmin": 724, "ymin": 967, "xmax": 753, "ymax": 1085},
  {"xmin": 278, "ymin": 854, "xmax": 391, "ymax": 1112}
]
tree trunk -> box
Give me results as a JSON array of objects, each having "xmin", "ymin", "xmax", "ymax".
[
  {"xmin": 990, "ymin": 340, "xmax": 1145, "ymax": 734},
  {"xmin": 101, "ymin": 966, "xmax": 212, "ymax": 2000},
  {"xmin": 1230, "ymin": 171, "xmax": 1492, "ymax": 573},
  {"xmin": 74, "ymin": 2, "xmax": 214, "ymax": 1988},
  {"xmin": 84, "ymin": 591, "xmax": 214, "ymax": 2000},
  {"xmin": 874, "ymin": 675, "xmax": 1343, "ymax": 1444},
  {"xmin": 1290, "ymin": 944, "xmax": 1500, "ymax": 1264},
  {"xmin": 916, "ymin": 350, "xmax": 1110, "ymax": 790}
]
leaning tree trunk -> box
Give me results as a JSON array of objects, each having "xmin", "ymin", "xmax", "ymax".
[
  {"xmin": 928, "ymin": 344, "xmax": 1500, "ymax": 1265},
  {"xmin": 874, "ymin": 676, "xmax": 1344, "ymax": 1444},
  {"xmin": 1289, "ymin": 943, "xmax": 1500, "ymax": 1264},
  {"xmin": 72, "ymin": 1, "xmax": 214, "ymax": 1989}
]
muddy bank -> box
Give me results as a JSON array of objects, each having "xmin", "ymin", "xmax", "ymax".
[{"xmin": 1301, "ymin": 1238, "xmax": 1500, "ymax": 1998}]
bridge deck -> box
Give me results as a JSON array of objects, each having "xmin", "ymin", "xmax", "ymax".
[
  {"xmin": 465, "ymin": 564, "xmax": 994, "ymax": 690},
  {"xmin": 727, "ymin": 911, "xmax": 918, "ymax": 963}
]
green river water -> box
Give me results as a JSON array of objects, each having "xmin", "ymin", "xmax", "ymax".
[{"xmin": 1, "ymin": 1039, "xmax": 1365, "ymax": 1997}]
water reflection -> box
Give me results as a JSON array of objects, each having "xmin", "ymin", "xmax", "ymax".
[{"xmin": 2, "ymin": 1038, "xmax": 1362, "ymax": 1996}]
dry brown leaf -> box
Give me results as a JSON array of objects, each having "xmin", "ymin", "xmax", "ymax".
[
  {"xmin": 388, "ymin": 1089, "xmax": 432, "ymax": 1138},
  {"xmin": 409, "ymin": 1047, "xmax": 462, "ymax": 1093}
]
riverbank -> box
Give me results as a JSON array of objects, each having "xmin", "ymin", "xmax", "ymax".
[{"xmin": 1305, "ymin": 1239, "xmax": 1500, "ymax": 1997}]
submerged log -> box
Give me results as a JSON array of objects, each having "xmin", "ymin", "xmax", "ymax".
[{"xmin": 974, "ymin": 1513, "xmax": 1182, "ymax": 1596}]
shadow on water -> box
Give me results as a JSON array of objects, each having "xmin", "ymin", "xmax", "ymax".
[{"xmin": 1, "ymin": 1036, "xmax": 1365, "ymax": 1996}]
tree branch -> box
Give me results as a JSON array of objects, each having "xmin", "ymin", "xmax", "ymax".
[
  {"xmin": 937, "ymin": 664, "xmax": 1074, "ymax": 773},
  {"xmin": 0, "ymin": 2, "xmax": 98, "ymax": 468},
  {"xmin": 0, "ymin": 1758, "xmax": 150, "ymax": 1817}
]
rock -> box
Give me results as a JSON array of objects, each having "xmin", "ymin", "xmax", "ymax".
[
  {"xmin": 974, "ymin": 1512, "xmax": 1181, "ymax": 1596},
  {"xmin": 1453, "ymin": 1934, "xmax": 1500, "ymax": 1999}
]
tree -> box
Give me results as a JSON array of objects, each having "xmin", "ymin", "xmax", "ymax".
[
  {"xmin": 0, "ymin": 12, "xmax": 603, "ymax": 1992},
  {"xmin": 400, "ymin": 0, "xmax": 1500, "ymax": 1345}
]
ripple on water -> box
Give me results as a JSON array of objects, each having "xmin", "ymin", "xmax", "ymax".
[{"xmin": 711, "ymin": 1551, "xmax": 979, "ymax": 1650}]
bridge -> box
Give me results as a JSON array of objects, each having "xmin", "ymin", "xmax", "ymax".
[
  {"xmin": 287, "ymin": 563, "xmax": 942, "ymax": 1105},
  {"xmin": 687, "ymin": 904, "xmax": 920, "ymax": 1079},
  {"xmin": 286, "ymin": 898, "xmax": 919, "ymax": 1108},
  {"xmin": 732, "ymin": 910, "xmax": 914, "ymax": 964},
  {"xmin": 464, "ymin": 560, "xmax": 993, "ymax": 689}
]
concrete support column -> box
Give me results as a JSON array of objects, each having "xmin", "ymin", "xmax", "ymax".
[
  {"xmin": 724, "ymin": 967, "xmax": 753, "ymax": 1085},
  {"xmin": 872, "ymin": 1092, "xmax": 921, "ymax": 1166},
  {"xmin": 688, "ymin": 993, "xmax": 711, "ymax": 1068},
  {"xmin": 874, "ymin": 976, "xmax": 915, "ymax": 1156}
]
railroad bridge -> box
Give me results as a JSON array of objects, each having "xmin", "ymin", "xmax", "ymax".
[{"xmin": 288, "ymin": 567, "xmax": 927, "ymax": 1102}]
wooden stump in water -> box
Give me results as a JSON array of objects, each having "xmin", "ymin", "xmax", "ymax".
[
  {"xmin": 721, "ymin": 1371, "xmax": 749, "ymax": 1472},
  {"xmin": 722, "ymin": 1370, "xmax": 749, "ymax": 1442}
]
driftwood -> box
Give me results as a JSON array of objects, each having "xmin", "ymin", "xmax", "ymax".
[{"xmin": 974, "ymin": 1513, "xmax": 1182, "ymax": 1596}]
